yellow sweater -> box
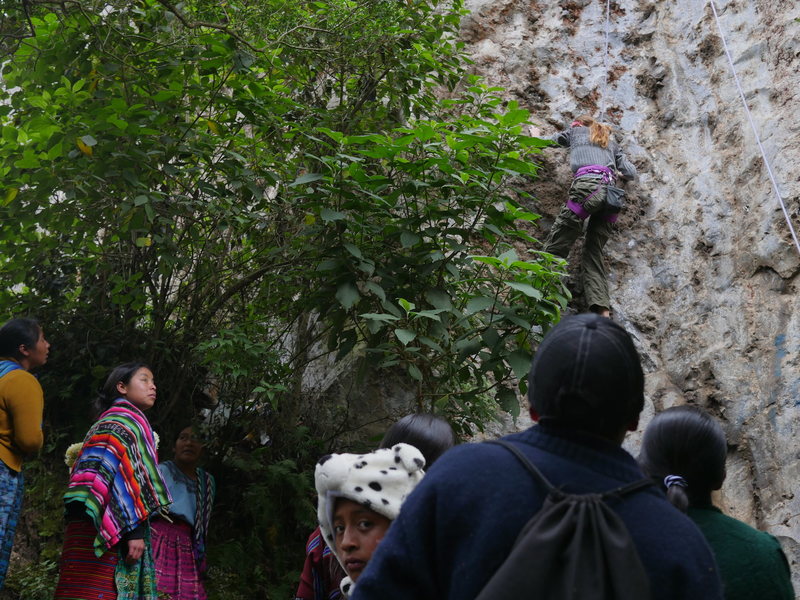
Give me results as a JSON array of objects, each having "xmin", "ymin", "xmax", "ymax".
[{"xmin": 0, "ymin": 361, "xmax": 44, "ymax": 471}]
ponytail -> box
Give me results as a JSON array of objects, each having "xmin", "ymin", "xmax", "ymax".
[
  {"xmin": 663, "ymin": 475, "xmax": 690, "ymax": 513},
  {"xmin": 638, "ymin": 406, "xmax": 727, "ymax": 512},
  {"xmin": 575, "ymin": 114, "xmax": 611, "ymax": 148}
]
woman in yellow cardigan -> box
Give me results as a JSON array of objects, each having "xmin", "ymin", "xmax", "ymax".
[{"xmin": 0, "ymin": 317, "xmax": 49, "ymax": 587}]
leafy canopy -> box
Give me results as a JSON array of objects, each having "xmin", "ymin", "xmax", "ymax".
[{"xmin": 0, "ymin": 0, "xmax": 567, "ymax": 595}]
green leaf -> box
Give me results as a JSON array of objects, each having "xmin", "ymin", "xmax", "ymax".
[
  {"xmin": 321, "ymin": 207, "xmax": 346, "ymax": 222},
  {"xmin": 425, "ymin": 289, "xmax": 452, "ymax": 310},
  {"xmin": 455, "ymin": 337, "xmax": 482, "ymax": 359},
  {"xmin": 498, "ymin": 248, "xmax": 518, "ymax": 263},
  {"xmin": 499, "ymin": 107, "xmax": 530, "ymax": 127},
  {"xmin": 418, "ymin": 336, "xmax": 444, "ymax": 353},
  {"xmin": 2, "ymin": 188, "xmax": 18, "ymax": 206},
  {"xmin": 466, "ymin": 296, "xmax": 494, "ymax": 314},
  {"xmin": 360, "ymin": 313, "xmax": 399, "ymax": 323},
  {"xmin": 343, "ymin": 243, "xmax": 363, "ymax": 259},
  {"xmin": 412, "ymin": 308, "xmax": 447, "ymax": 321},
  {"xmin": 398, "ymin": 298, "xmax": 415, "ymax": 312},
  {"xmin": 394, "ymin": 328, "xmax": 416, "ymax": 345},
  {"xmin": 290, "ymin": 173, "xmax": 324, "ymax": 187},
  {"xmin": 47, "ymin": 141, "xmax": 64, "ymax": 160},
  {"xmin": 407, "ymin": 363, "xmax": 423, "ymax": 381},
  {"xmin": 481, "ymin": 327, "xmax": 500, "ymax": 348},
  {"xmin": 335, "ymin": 282, "xmax": 360, "ymax": 310},
  {"xmin": 505, "ymin": 281, "xmax": 543, "ymax": 300},
  {"xmin": 506, "ymin": 349, "xmax": 532, "ymax": 379},
  {"xmin": 14, "ymin": 150, "xmax": 41, "ymax": 169},
  {"xmin": 472, "ymin": 255, "xmax": 502, "ymax": 267},
  {"xmin": 497, "ymin": 388, "xmax": 520, "ymax": 417},
  {"xmin": 152, "ymin": 90, "xmax": 179, "ymax": 102},
  {"xmin": 317, "ymin": 127, "xmax": 344, "ymax": 143},
  {"xmin": 365, "ymin": 281, "xmax": 386, "ymax": 301},
  {"xmin": 400, "ymin": 231, "xmax": 421, "ymax": 248}
]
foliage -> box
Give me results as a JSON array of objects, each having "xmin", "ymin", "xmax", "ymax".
[
  {"xmin": 301, "ymin": 91, "xmax": 567, "ymax": 427},
  {"xmin": 1, "ymin": 451, "xmax": 65, "ymax": 600},
  {"xmin": 1, "ymin": 559, "xmax": 58, "ymax": 600},
  {"xmin": 0, "ymin": 0, "xmax": 567, "ymax": 594}
]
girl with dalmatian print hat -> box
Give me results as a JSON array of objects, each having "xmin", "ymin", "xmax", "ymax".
[{"xmin": 315, "ymin": 443, "xmax": 425, "ymax": 598}]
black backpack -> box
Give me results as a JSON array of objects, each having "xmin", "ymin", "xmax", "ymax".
[{"xmin": 476, "ymin": 440, "xmax": 653, "ymax": 600}]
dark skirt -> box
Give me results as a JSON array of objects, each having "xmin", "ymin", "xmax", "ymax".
[
  {"xmin": 151, "ymin": 518, "xmax": 207, "ymax": 600},
  {"xmin": 54, "ymin": 520, "xmax": 118, "ymax": 600}
]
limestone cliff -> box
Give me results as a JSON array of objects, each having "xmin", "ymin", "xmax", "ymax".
[{"xmin": 461, "ymin": 0, "xmax": 800, "ymax": 584}]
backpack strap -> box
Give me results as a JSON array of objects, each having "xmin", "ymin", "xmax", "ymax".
[
  {"xmin": 489, "ymin": 439, "xmax": 652, "ymax": 499},
  {"xmin": 600, "ymin": 475, "xmax": 654, "ymax": 499},
  {"xmin": 489, "ymin": 440, "xmax": 558, "ymax": 495}
]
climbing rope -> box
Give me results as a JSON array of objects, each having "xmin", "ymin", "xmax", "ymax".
[
  {"xmin": 708, "ymin": 0, "xmax": 800, "ymax": 257},
  {"xmin": 599, "ymin": 0, "xmax": 611, "ymax": 122}
]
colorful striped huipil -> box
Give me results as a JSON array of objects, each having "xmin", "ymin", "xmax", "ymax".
[{"xmin": 56, "ymin": 398, "xmax": 172, "ymax": 600}]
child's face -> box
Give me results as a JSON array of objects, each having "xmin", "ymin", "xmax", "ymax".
[{"xmin": 333, "ymin": 498, "xmax": 391, "ymax": 582}]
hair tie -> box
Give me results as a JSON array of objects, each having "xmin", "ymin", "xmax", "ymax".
[
  {"xmin": 570, "ymin": 120, "xmax": 584, "ymax": 128},
  {"xmin": 663, "ymin": 475, "xmax": 688, "ymax": 490}
]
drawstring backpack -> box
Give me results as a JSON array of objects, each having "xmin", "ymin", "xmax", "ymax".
[{"xmin": 475, "ymin": 440, "xmax": 653, "ymax": 600}]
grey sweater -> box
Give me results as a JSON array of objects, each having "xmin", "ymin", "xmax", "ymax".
[{"xmin": 551, "ymin": 126, "xmax": 637, "ymax": 181}]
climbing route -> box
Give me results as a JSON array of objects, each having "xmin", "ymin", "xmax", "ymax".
[
  {"xmin": 708, "ymin": 0, "xmax": 800, "ymax": 256},
  {"xmin": 599, "ymin": 0, "xmax": 611, "ymax": 122}
]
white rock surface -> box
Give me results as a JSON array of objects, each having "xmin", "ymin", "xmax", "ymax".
[{"xmin": 461, "ymin": 0, "xmax": 800, "ymax": 584}]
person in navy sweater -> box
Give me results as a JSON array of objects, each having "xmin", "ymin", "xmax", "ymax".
[{"xmin": 351, "ymin": 314, "xmax": 723, "ymax": 600}]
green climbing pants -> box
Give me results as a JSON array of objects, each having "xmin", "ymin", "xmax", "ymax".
[{"xmin": 543, "ymin": 177, "xmax": 614, "ymax": 311}]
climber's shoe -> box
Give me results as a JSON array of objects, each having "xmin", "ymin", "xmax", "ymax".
[{"xmin": 589, "ymin": 304, "xmax": 611, "ymax": 318}]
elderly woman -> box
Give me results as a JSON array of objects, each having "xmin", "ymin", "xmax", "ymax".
[
  {"xmin": 151, "ymin": 425, "xmax": 216, "ymax": 600},
  {"xmin": 0, "ymin": 317, "xmax": 49, "ymax": 587}
]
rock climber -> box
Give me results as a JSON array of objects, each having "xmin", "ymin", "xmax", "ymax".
[{"xmin": 543, "ymin": 114, "xmax": 637, "ymax": 318}]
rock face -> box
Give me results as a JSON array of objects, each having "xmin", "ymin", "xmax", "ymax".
[{"xmin": 461, "ymin": 0, "xmax": 800, "ymax": 585}]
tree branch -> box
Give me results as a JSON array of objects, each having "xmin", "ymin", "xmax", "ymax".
[{"xmin": 154, "ymin": 0, "xmax": 268, "ymax": 54}]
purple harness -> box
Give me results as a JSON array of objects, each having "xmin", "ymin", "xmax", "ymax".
[{"xmin": 566, "ymin": 165, "xmax": 619, "ymax": 223}]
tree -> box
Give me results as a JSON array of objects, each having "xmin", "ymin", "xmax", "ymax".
[{"xmin": 0, "ymin": 0, "xmax": 567, "ymax": 595}]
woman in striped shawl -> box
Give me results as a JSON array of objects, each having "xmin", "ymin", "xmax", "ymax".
[
  {"xmin": 151, "ymin": 425, "xmax": 216, "ymax": 600},
  {"xmin": 54, "ymin": 363, "xmax": 172, "ymax": 600}
]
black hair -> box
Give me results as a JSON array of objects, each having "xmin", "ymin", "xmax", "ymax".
[
  {"xmin": 379, "ymin": 413, "xmax": 457, "ymax": 467},
  {"xmin": 93, "ymin": 362, "xmax": 150, "ymax": 419},
  {"xmin": 0, "ymin": 318, "xmax": 41, "ymax": 360},
  {"xmin": 529, "ymin": 314, "xmax": 644, "ymax": 440},
  {"xmin": 638, "ymin": 405, "xmax": 727, "ymax": 512}
]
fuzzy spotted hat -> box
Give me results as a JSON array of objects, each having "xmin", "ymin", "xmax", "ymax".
[{"xmin": 314, "ymin": 443, "xmax": 425, "ymax": 572}]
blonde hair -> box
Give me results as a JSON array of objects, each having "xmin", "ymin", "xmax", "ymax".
[{"xmin": 576, "ymin": 114, "xmax": 611, "ymax": 148}]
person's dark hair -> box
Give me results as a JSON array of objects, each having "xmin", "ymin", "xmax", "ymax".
[
  {"xmin": 0, "ymin": 318, "xmax": 41, "ymax": 360},
  {"xmin": 173, "ymin": 424, "xmax": 200, "ymax": 442},
  {"xmin": 93, "ymin": 362, "xmax": 150, "ymax": 418},
  {"xmin": 528, "ymin": 314, "xmax": 644, "ymax": 440},
  {"xmin": 379, "ymin": 413, "xmax": 457, "ymax": 467},
  {"xmin": 638, "ymin": 405, "xmax": 727, "ymax": 512}
]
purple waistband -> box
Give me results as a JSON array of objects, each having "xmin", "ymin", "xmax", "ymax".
[{"xmin": 574, "ymin": 164, "xmax": 614, "ymax": 181}]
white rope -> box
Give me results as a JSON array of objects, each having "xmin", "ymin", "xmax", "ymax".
[
  {"xmin": 708, "ymin": 0, "xmax": 800, "ymax": 257},
  {"xmin": 600, "ymin": 0, "xmax": 611, "ymax": 121}
]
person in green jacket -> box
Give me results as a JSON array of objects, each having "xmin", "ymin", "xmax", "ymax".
[
  {"xmin": 638, "ymin": 405, "xmax": 794, "ymax": 600},
  {"xmin": 0, "ymin": 317, "xmax": 49, "ymax": 587}
]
